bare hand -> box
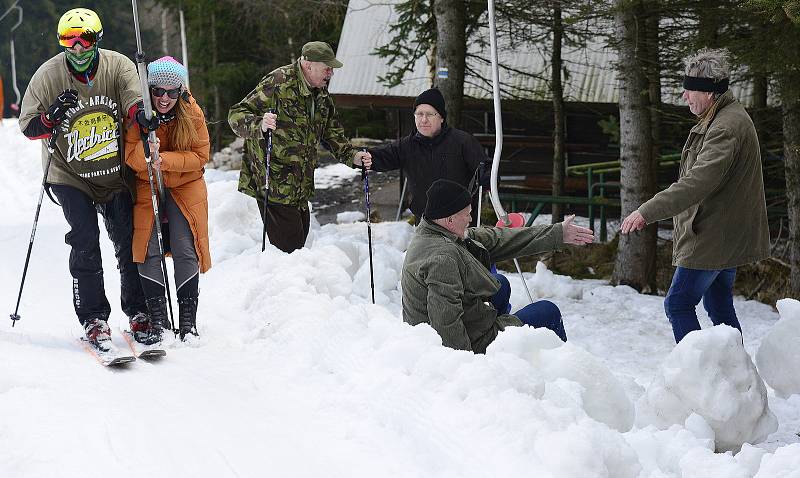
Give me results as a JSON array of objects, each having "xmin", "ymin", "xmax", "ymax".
[
  {"xmin": 620, "ymin": 210, "xmax": 646, "ymax": 234},
  {"xmin": 147, "ymin": 137, "xmax": 162, "ymax": 169},
  {"xmin": 562, "ymin": 214, "xmax": 594, "ymax": 245},
  {"xmin": 354, "ymin": 151, "xmax": 372, "ymax": 169},
  {"xmin": 261, "ymin": 112, "xmax": 277, "ymax": 132}
]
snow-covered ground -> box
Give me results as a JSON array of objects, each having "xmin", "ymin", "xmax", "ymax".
[{"xmin": 1, "ymin": 119, "xmax": 799, "ymax": 477}]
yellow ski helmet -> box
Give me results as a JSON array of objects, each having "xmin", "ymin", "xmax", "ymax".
[{"xmin": 57, "ymin": 8, "xmax": 103, "ymax": 48}]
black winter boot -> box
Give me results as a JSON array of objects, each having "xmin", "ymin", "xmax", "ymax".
[
  {"xmin": 178, "ymin": 296, "xmax": 198, "ymax": 341},
  {"xmin": 143, "ymin": 296, "xmax": 168, "ymax": 345}
]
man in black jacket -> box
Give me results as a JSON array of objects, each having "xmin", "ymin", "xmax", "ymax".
[{"xmin": 355, "ymin": 88, "xmax": 489, "ymax": 226}]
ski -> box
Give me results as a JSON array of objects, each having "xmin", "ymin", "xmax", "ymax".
[
  {"xmin": 120, "ymin": 329, "xmax": 167, "ymax": 360},
  {"xmin": 77, "ymin": 338, "xmax": 136, "ymax": 367}
]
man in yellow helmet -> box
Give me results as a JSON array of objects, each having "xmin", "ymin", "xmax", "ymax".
[{"xmin": 18, "ymin": 8, "xmax": 159, "ymax": 353}]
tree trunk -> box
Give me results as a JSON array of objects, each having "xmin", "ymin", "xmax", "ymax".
[
  {"xmin": 211, "ymin": 11, "xmax": 221, "ymax": 152},
  {"xmin": 645, "ymin": 2, "xmax": 661, "ymax": 174},
  {"xmin": 612, "ymin": 0, "xmax": 657, "ymax": 292},
  {"xmin": 433, "ymin": 0, "xmax": 466, "ymax": 128},
  {"xmin": 551, "ymin": 1, "xmax": 566, "ymax": 224},
  {"xmin": 752, "ymin": 73, "xmax": 769, "ymax": 150},
  {"xmin": 780, "ymin": 74, "xmax": 800, "ymax": 296}
]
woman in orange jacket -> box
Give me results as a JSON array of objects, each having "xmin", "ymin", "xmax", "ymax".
[{"xmin": 125, "ymin": 56, "xmax": 211, "ymax": 343}]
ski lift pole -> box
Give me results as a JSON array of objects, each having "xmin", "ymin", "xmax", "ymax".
[
  {"xmin": 361, "ymin": 151, "xmax": 375, "ymax": 304},
  {"xmin": 131, "ymin": 0, "xmax": 176, "ymax": 333},
  {"xmin": 0, "ymin": 1, "xmax": 23, "ymax": 110},
  {"xmin": 9, "ymin": 131, "xmax": 57, "ymax": 326},
  {"xmin": 261, "ymin": 109, "xmax": 274, "ymax": 252},
  {"xmin": 395, "ymin": 177, "xmax": 407, "ymax": 221},
  {"xmin": 487, "ymin": 0, "xmax": 533, "ymax": 304}
]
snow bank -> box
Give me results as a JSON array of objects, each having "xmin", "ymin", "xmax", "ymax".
[
  {"xmin": 314, "ymin": 162, "xmax": 361, "ymax": 189},
  {"xmin": 756, "ymin": 298, "xmax": 800, "ymax": 398},
  {"xmin": 336, "ymin": 210, "xmax": 365, "ymax": 223},
  {"xmin": 754, "ymin": 443, "xmax": 800, "ymax": 477},
  {"xmin": 636, "ymin": 325, "xmax": 778, "ymax": 452},
  {"xmin": 489, "ymin": 327, "xmax": 635, "ymax": 432}
]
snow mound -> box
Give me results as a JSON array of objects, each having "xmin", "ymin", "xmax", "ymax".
[
  {"xmin": 636, "ymin": 325, "xmax": 778, "ymax": 452},
  {"xmin": 489, "ymin": 326, "xmax": 635, "ymax": 432},
  {"xmin": 527, "ymin": 261, "xmax": 584, "ymax": 300},
  {"xmin": 754, "ymin": 443, "xmax": 800, "ymax": 477},
  {"xmin": 756, "ymin": 298, "xmax": 800, "ymax": 398},
  {"xmin": 336, "ymin": 210, "xmax": 365, "ymax": 223},
  {"xmin": 314, "ymin": 163, "xmax": 361, "ymax": 189}
]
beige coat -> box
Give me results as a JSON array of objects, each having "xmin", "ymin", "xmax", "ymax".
[{"xmin": 639, "ymin": 91, "xmax": 770, "ymax": 269}]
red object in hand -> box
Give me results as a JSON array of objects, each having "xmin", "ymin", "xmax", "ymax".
[{"xmin": 495, "ymin": 212, "xmax": 525, "ymax": 229}]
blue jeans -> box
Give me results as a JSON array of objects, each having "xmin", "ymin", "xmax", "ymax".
[
  {"xmin": 491, "ymin": 273, "xmax": 567, "ymax": 342},
  {"xmin": 664, "ymin": 267, "xmax": 740, "ymax": 343}
]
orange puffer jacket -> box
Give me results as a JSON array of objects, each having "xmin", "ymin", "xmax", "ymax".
[{"xmin": 124, "ymin": 96, "xmax": 211, "ymax": 272}]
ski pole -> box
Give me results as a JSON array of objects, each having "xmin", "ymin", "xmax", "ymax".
[
  {"xmin": 395, "ymin": 177, "xmax": 407, "ymax": 221},
  {"xmin": 261, "ymin": 109, "xmax": 274, "ymax": 252},
  {"xmin": 9, "ymin": 130, "xmax": 57, "ymax": 326},
  {"xmin": 361, "ymin": 152, "xmax": 375, "ymax": 304},
  {"xmin": 132, "ymin": 0, "xmax": 176, "ymax": 333}
]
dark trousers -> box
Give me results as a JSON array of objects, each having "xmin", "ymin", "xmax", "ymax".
[
  {"xmin": 491, "ymin": 273, "xmax": 567, "ymax": 342},
  {"xmin": 256, "ymin": 199, "xmax": 310, "ymax": 253},
  {"xmin": 664, "ymin": 266, "xmax": 740, "ymax": 343},
  {"xmin": 51, "ymin": 184, "xmax": 147, "ymax": 326},
  {"xmin": 138, "ymin": 190, "xmax": 199, "ymax": 299}
]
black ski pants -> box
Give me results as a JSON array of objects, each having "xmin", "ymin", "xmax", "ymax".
[
  {"xmin": 256, "ymin": 200, "xmax": 310, "ymax": 253},
  {"xmin": 50, "ymin": 184, "xmax": 147, "ymax": 326}
]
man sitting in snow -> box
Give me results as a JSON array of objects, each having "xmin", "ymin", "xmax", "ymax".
[
  {"xmin": 620, "ymin": 48, "xmax": 770, "ymax": 343},
  {"xmin": 401, "ymin": 179, "xmax": 595, "ymax": 353}
]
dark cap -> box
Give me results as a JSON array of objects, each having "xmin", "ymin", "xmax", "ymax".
[
  {"xmin": 301, "ymin": 41, "xmax": 343, "ymax": 68},
  {"xmin": 424, "ymin": 179, "xmax": 472, "ymax": 220},
  {"xmin": 414, "ymin": 88, "xmax": 447, "ymax": 120}
]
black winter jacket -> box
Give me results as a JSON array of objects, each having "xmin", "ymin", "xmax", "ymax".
[{"xmin": 368, "ymin": 125, "xmax": 490, "ymax": 220}]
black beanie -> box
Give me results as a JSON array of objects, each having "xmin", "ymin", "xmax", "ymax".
[
  {"xmin": 424, "ymin": 179, "xmax": 472, "ymax": 220},
  {"xmin": 414, "ymin": 88, "xmax": 447, "ymax": 120}
]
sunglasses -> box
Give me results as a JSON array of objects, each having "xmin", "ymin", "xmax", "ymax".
[
  {"xmin": 150, "ymin": 86, "xmax": 182, "ymax": 99},
  {"xmin": 58, "ymin": 28, "xmax": 98, "ymax": 49}
]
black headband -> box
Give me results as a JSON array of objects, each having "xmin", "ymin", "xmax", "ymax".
[{"xmin": 683, "ymin": 76, "xmax": 729, "ymax": 94}]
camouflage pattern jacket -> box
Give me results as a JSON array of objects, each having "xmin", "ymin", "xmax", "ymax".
[{"xmin": 228, "ymin": 60, "xmax": 356, "ymax": 208}]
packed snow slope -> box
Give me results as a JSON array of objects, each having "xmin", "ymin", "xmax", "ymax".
[{"xmin": 1, "ymin": 120, "xmax": 799, "ymax": 478}]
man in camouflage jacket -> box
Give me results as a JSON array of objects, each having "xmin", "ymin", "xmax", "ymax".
[{"xmin": 228, "ymin": 41, "xmax": 369, "ymax": 253}]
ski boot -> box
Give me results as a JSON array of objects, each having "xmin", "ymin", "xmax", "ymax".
[
  {"xmin": 177, "ymin": 296, "xmax": 199, "ymax": 341},
  {"xmin": 143, "ymin": 296, "xmax": 168, "ymax": 345},
  {"xmin": 129, "ymin": 311, "xmax": 152, "ymax": 344},
  {"xmin": 84, "ymin": 318, "xmax": 113, "ymax": 352}
]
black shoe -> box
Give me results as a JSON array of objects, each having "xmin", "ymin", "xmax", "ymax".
[
  {"xmin": 178, "ymin": 296, "xmax": 199, "ymax": 341},
  {"xmin": 143, "ymin": 297, "xmax": 168, "ymax": 345}
]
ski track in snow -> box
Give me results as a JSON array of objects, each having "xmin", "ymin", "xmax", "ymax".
[{"xmin": 1, "ymin": 120, "xmax": 799, "ymax": 477}]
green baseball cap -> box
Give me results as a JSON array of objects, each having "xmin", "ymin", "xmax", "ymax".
[{"xmin": 301, "ymin": 41, "xmax": 343, "ymax": 68}]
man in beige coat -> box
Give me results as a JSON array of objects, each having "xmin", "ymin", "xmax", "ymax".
[
  {"xmin": 402, "ymin": 180, "xmax": 594, "ymax": 353},
  {"xmin": 621, "ymin": 48, "xmax": 770, "ymax": 343}
]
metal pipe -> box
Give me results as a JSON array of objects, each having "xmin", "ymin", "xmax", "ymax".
[
  {"xmin": 179, "ymin": 8, "xmax": 190, "ymax": 89},
  {"xmin": 487, "ymin": 0, "xmax": 533, "ymax": 305},
  {"xmin": 487, "ymin": 0, "xmax": 508, "ymax": 226}
]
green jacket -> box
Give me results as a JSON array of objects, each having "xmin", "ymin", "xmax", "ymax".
[
  {"xmin": 228, "ymin": 60, "xmax": 356, "ymax": 208},
  {"xmin": 402, "ymin": 219, "xmax": 563, "ymax": 354},
  {"xmin": 638, "ymin": 91, "xmax": 770, "ymax": 269}
]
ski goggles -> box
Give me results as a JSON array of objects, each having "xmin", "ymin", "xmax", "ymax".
[
  {"xmin": 58, "ymin": 28, "xmax": 99, "ymax": 49},
  {"xmin": 150, "ymin": 86, "xmax": 182, "ymax": 99}
]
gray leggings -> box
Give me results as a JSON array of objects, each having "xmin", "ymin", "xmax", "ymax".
[{"xmin": 139, "ymin": 190, "xmax": 199, "ymax": 294}]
